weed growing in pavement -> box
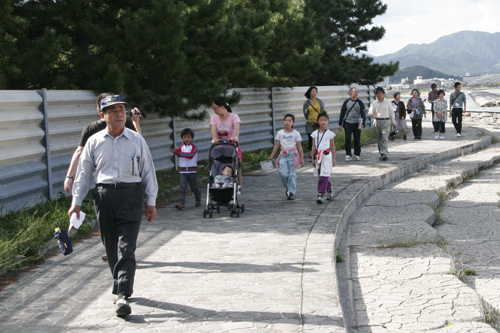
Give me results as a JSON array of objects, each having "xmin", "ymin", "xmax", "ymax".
[
  {"xmin": 491, "ymin": 135, "xmax": 500, "ymax": 144},
  {"xmin": 432, "ymin": 207, "xmax": 445, "ymax": 225},
  {"xmin": 442, "ymin": 322, "xmax": 453, "ymax": 328},
  {"xmin": 375, "ymin": 239, "xmax": 422, "ymax": 248},
  {"xmin": 448, "ymin": 251, "xmax": 476, "ymax": 284},
  {"xmin": 336, "ymin": 248, "xmax": 344, "ymax": 263},
  {"xmin": 480, "ymin": 298, "xmax": 500, "ymax": 329}
]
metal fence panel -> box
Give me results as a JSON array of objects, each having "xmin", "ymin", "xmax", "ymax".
[
  {"xmin": 0, "ymin": 90, "xmax": 46, "ymax": 213},
  {"xmin": 1, "ymin": 85, "xmax": 370, "ymax": 214}
]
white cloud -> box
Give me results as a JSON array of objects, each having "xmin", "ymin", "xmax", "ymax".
[{"xmin": 366, "ymin": 0, "xmax": 500, "ymax": 56}]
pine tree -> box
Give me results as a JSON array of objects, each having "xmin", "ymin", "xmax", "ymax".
[{"xmin": 305, "ymin": 0, "xmax": 399, "ymax": 85}]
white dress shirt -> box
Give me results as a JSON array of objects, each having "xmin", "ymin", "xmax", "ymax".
[
  {"xmin": 72, "ymin": 127, "xmax": 158, "ymax": 207},
  {"xmin": 368, "ymin": 98, "xmax": 395, "ymax": 125}
]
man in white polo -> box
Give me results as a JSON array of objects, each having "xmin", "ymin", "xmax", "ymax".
[{"xmin": 368, "ymin": 87, "xmax": 397, "ymax": 161}]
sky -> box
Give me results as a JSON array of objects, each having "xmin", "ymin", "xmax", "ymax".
[{"xmin": 366, "ymin": 0, "xmax": 500, "ymax": 56}]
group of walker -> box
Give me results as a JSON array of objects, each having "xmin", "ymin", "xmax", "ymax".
[
  {"xmin": 265, "ymin": 83, "xmax": 467, "ymax": 205},
  {"xmin": 63, "ymin": 82, "xmax": 467, "ymax": 317}
]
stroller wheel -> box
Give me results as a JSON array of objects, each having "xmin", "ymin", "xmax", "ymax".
[
  {"xmin": 241, "ymin": 204, "xmax": 245, "ymax": 213},
  {"xmin": 236, "ymin": 208, "xmax": 240, "ymax": 217},
  {"xmin": 203, "ymin": 209, "xmax": 207, "ymax": 218},
  {"xmin": 209, "ymin": 209, "xmax": 213, "ymax": 218},
  {"xmin": 216, "ymin": 203, "xmax": 220, "ymax": 213}
]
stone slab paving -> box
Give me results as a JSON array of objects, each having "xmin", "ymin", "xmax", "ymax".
[
  {"xmin": 346, "ymin": 140, "xmax": 500, "ymax": 333},
  {"xmin": 0, "ymin": 120, "xmax": 494, "ymax": 333},
  {"xmin": 436, "ymin": 163, "xmax": 500, "ymax": 329}
]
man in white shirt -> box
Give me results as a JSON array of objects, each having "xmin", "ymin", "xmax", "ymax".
[
  {"xmin": 368, "ymin": 87, "xmax": 397, "ymax": 161},
  {"xmin": 68, "ymin": 95, "xmax": 158, "ymax": 317}
]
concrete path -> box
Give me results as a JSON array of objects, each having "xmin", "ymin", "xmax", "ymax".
[{"xmin": 0, "ymin": 120, "xmax": 495, "ymax": 332}]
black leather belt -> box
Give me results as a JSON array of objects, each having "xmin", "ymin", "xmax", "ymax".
[
  {"xmin": 97, "ymin": 182, "xmax": 141, "ymax": 188},
  {"xmin": 375, "ymin": 117, "xmax": 389, "ymax": 120}
]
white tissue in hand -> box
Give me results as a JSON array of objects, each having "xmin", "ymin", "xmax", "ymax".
[{"xmin": 70, "ymin": 211, "xmax": 86, "ymax": 229}]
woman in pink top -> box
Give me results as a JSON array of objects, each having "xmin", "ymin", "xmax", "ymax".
[{"xmin": 210, "ymin": 96, "xmax": 243, "ymax": 186}]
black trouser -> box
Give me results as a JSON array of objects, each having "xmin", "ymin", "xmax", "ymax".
[
  {"xmin": 452, "ymin": 108, "xmax": 463, "ymax": 134},
  {"xmin": 93, "ymin": 185, "xmax": 143, "ymax": 297},
  {"xmin": 344, "ymin": 122, "xmax": 361, "ymax": 156},
  {"xmin": 411, "ymin": 118, "xmax": 422, "ymax": 138},
  {"xmin": 433, "ymin": 121, "xmax": 446, "ymax": 133},
  {"xmin": 307, "ymin": 133, "xmax": 313, "ymax": 154}
]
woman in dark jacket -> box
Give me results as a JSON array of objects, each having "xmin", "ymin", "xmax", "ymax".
[
  {"xmin": 406, "ymin": 89, "xmax": 426, "ymax": 139},
  {"xmin": 390, "ymin": 92, "xmax": 407, "ymax": 140}
]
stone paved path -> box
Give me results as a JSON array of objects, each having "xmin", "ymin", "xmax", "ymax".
[
  {"xmin": 436, "ymin": 161, "xmax": 500, "ymax": 330},
  {"xmin": 343, "ymin": 138, "xmax": 500, "ymax": 332},
  {"xmin": 0, "ymin": 120, "xmax": 495, "ymax": 332}
]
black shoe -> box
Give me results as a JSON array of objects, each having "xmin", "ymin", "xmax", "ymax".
[
  {"xmin": 287, "ymin": 192, "xmax": 295, "ymax": 200},
  {"xmin": 403, "ymin": 135, "xmax": 407, "ymax": 140},
  {"xmin": 381, "ymin": 155, "xmax": 388, "ymax": 161},
  {"xmin": 115, "ymin": 294, "xmax": 131, "ymax": 317}
]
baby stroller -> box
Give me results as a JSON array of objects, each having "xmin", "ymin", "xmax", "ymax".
[{"xmin": 203, "ymin": 141, "xmax": 245, "ymax": 218}]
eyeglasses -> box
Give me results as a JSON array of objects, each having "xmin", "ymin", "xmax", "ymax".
[{"xmin": 212, "ymin": 105, "xmax": 221, "ymax": 110}]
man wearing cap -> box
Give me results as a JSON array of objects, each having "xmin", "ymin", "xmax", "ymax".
[
  {"xmin": 368, "ymin": 87, "xmax": 397, "ymax": 161},
  {"xmin": 428, "ymin": 83, "xmax": 439, "ymax": 118},
  {"xmin": 68, "ymin": 94, "xmax": 158, "ymax": 317},
  {"xmin": 63, "ymin": 92, "xmax": 142, "ymax": 193}
]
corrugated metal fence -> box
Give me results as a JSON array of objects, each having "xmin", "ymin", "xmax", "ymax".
[{"xmin": 0, "ymin": 85, "xmax": 373, "ymax": 214}]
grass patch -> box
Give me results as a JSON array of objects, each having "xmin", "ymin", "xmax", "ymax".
[
  {"xmin": 433, "ymin": 207, "xmax": 445, "ymax": 225},
  {"xmin": 481, "ymin": 299, "xmax": 500, "ymax": 329},
  {"xmin": 375, "ymin": 239, "xmax": 421, "ymax": 248},
  {"xmin": 332, "ymin": 127, "xmax": 377, "ymax": 151},
  {"xmin": 156, "ymin": 165, "xmax": 209, "ymax": 202},
  {"xmin": 336, "ymin": 248, "xmax": 344, "ymax": 263},
  {"xmin": 0, "ymin": 194, "xmax": 95, "ymax": 273}
]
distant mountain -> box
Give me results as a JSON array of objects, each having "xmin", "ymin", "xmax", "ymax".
[
  {"xmin": 374, "ymin": 31, "xmax": 500, "ymax": 77},
  {"xmin": 390, "ymin": 66, "xmax": 455, "ymax": 83}
]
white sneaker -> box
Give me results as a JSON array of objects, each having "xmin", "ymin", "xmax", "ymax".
[
  {"xmin": 440, "ymin": 135, "xmax": 444, "ymax": 140},
  {"xmin": 457, "ymin": 133, "xmax": 461, "ymax": 137},
  {"xmin": 435, "ymin": 133, "xmax": 439, "ymax": 140},
  {"xmin": 317, "ymin": 194, "xmax": 324, "ymax": 204},
  {"xmin": 345, "ymin": 155, "xmax": 352, "ymax": 161},
  {"xmin": 326, "ymin": 190, "xmax": 333, "ymax": 201},
  {"xmin": 354, "ymin": 155, "xmax": 361, "ymax": 161},
  {"xmin": 115, "ymin": 295, "xmax": 131, "ymax": 317}
]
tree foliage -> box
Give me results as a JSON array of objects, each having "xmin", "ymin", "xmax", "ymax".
[
  {"xmin": 1, "ymin": 0, "xmax": 396, "ymax": 117},
  {"xmin": 304, "ymin": 0, "xmax": 399, "ymax": 85}
]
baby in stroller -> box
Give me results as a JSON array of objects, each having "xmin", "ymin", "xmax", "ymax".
[
  {"xmin": 213, "ymin": 165, "xmax": 234, "ymax": 188},
  {"xmin": 203, "ymin": 142, "xmax": 244, "ymax": 218}
]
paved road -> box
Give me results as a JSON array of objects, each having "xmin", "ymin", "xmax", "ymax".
[{"xmin": 0, "ymin": 120, "xmax": 494, "ymax": 332}]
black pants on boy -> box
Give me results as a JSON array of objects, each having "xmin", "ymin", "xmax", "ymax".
[
  {"xmin": 344, "ymin": 122, "xmax": 361, "ymax": 157},
  {"xmin": 93, "ymin": 184, "xmax": 143, "ymax": 297},
  {"xmin": 433, "ymin": 121, "xmax": 446, "ymax": 133},
  {"xmin": 451, "ymin": 108, "xmax": 463, "ymax": 134},
  {"xmin": 411, "ymin": 118, "xmax": 422, "ymax": 138}
]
